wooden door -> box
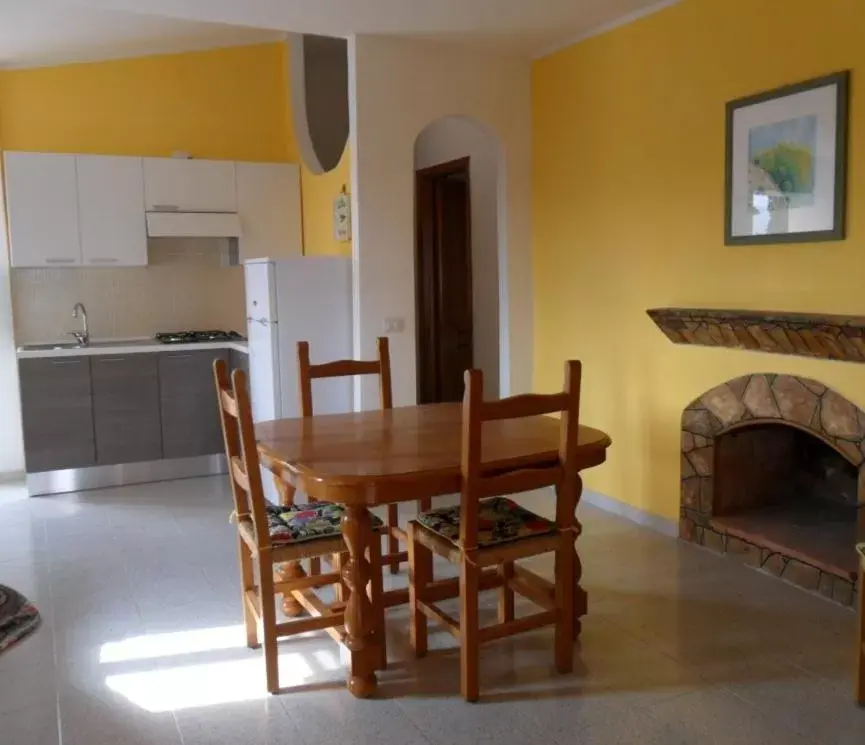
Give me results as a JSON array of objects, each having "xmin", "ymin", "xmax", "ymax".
[{"xmin": 415, "ymin": 157, "xmax": 473, "ymax": 404}]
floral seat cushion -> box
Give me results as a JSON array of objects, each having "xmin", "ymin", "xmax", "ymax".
[
  {"xmin": 265, "ymin": 502, "xmax": 382, "ymax": 545},
  {"xmin": 416, "ymin": 496, "xmax": 556, "ymax": 548}
]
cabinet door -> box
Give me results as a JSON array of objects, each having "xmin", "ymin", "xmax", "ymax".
[
  {"xmin": 159, "ymin": 350, "xmax": 229, "ymax": 459},
  {"xmin": 143, "ymin": 158, "xmax": 237, "ymax": 213},
  {"xmin": 230, "ymin": 349, "xmax": 250, "ymax": 380},
  {"xmin": 91, "ymin": 354, "xmax": 162, "ymax": 465},
  {"xmin": 4, "ymin": 152, "xmax": 81, "ymax": 268},
  {"xmin": 77, "ymin": 155, "xmax": 147, "ymax": 267},
  {"xmin": 19, "ymin": 357, "xmax": 95, "ymax": 472},
  {"xmin": 235, "ymin": 162, "xmax": 302, "ymax": 261}
]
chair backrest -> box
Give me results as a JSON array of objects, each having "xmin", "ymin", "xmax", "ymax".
[
  {"xmin": 459, "ymin": 361, "xmax": 582, "ymax": 551},
  {"xmin": 213, "ymin": 359, "xmax": 271, "ymax": 550},
  {"xmin": 297, "ymin": 336, "xmax": 393, "ymax": 416}
]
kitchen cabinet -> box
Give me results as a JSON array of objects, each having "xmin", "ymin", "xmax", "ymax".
[
  {"xmin": 143, "ymin": 158, "xmax": 237, "ymax": 213},
  {"xmin": 230, "ymin": 349, "xmax": 250, "ymax": 381},
  {"xmin": 4, "ymin": 152, "xmax": 81, "ymax": 268},
  {"xmin": 19, "ymin": 357, "xmax": 96, "ymax": 472},
  {"xmin": 91, "ymin": 354, "xmax": 162, "ymax": 465},
  {"xmin": 159, "ymin": 349, "xmax": 229, "ymax": 459},
  {"xmin": 235, "ymin": 162, "xmax": 302, "ymax": 261},
  {"xmin": 77, "ymin": 155, "xmax": 147, "ymax": 267}
]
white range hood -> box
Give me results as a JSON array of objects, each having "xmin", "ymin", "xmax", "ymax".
[{"xmin": 146, "ymin": 211, "xmax": 243, "ymax": 239}]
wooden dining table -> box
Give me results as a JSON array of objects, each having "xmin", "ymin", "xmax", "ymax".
[{"xmin": 256, "ymin": 401, "xmax": 611, "ymax": 699}]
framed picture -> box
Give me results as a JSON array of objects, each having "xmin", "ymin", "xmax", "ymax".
[{"xmin": 725, "ymin": 70, "xmax": 849, "ymax": 245}]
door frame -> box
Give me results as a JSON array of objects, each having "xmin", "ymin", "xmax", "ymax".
[{"xmin": 414, "ymin": 156, "xmax": 472, "ymax": 404}]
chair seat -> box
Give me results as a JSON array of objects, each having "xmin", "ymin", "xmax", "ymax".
[
  {"xmin": 416, "ymin": 496, "xmax": 556, "ymax": 548},
  {"xmin": 266, "ymin": 503, "xmax": 383, "ymax": 545}
]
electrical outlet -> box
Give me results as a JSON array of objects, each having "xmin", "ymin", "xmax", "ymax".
[{"xmin": 384, "ymin": 317, "xmax": 405, "ymax": 334}]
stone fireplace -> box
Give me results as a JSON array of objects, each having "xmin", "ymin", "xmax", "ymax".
[{"xmin": 679, "ymin": 373, "xmax": 864, "ymax": 606}]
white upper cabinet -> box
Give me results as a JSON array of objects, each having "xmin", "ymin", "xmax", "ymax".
[
  {"xmin": 143, "ymin": 158, "xmax": 237, "ymax": 213},
  {"xmin": 235, "ymin": 162, "xmax": 302, "ymax": 262},
  {"xmin": 77, "ymin": 155, "xmax": 147, "ymax": 267},
  {"xmin": 4, "ymin": 152, "xmax": 81, "ymax": 268}
]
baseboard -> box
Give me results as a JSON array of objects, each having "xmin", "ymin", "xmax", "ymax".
[
  {"xmin": 0, "ymin": 470, "xmax": 25, "ymax": 485},
  {"xmin": 581, "ymin": 489, "xmax": 679, "ymax": 538}
]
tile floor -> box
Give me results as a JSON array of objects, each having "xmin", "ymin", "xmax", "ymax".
[{"xmin": 0, "ymin": 475, "xmax": 862, "ymax": 745}]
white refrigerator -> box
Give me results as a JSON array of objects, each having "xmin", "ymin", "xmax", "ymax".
[{"xmin": 244, "ymin": 257, "xmax": 353, "ymax": 424}]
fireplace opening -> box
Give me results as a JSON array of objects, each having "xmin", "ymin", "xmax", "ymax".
[{"xmin": 711, "ymin": 423, "xmax": 860, "ymax": 580}]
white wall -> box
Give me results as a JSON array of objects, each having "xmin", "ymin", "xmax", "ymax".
[
  {"xmin": 414, "ymin": 117, "xmax": 500, "ymax": 398},
  {"xmin": 0, "ymin": 179, "xmax": 26, "ymax": 476},
  {"xmin": 348, "ymin": 35, "xmax": 532, "ymax": 408}
]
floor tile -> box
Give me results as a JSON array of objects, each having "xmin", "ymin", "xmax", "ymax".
[{"xmin": 0, "ymin": 476, "xmax": 860, "ymax": 745}]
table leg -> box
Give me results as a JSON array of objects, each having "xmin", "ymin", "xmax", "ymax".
[
  {"xmin": 574, "ymin": 474, "xmax": 587, "ymax": 639},
  {"xmin": 272, "ymin": 472, "xmax": 305, "ymax": 618},
  {"xmin": 341, "ymin": 504, "xmax": 380, "ymax": 698}
]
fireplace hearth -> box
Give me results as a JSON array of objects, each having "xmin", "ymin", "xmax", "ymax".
[{"xmin": 680, "ymin": 374, "xmax": 864, "ymax": 606}]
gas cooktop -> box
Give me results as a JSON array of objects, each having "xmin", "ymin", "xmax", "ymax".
[{"xmin": 154, "ymin": 330, "xmax": 245, "ymax": 345}]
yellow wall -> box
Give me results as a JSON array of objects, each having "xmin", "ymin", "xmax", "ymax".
[
  {"xmin": 300, "ymin": 149, "xmax": 352, "ymax": 256},
  {"xmin": 532, "ymin": 0, "xmax": 865, "ymax": 521},
  {"xmin": 0, "ymin": 43, "xmax": 296, "ymax": 162}
]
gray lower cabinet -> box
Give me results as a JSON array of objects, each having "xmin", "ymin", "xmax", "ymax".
[
  {"xmin": 230, "ymin": 349, "xmax": 249, "ymax": 380},
  {"xmin": 91, "ymin": 354, "xmax": 162, "ymax": 465},
  {"xmin": 19, "ymin": 357, "xmax": 96, "ymax": 472},
  {"xmin": 159, "ymin": 349, "xmax": 229, "ymax": 459}
]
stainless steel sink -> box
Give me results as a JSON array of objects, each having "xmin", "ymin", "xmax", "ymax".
[
  {"xmin": 18, "ymin": 342, "xmax": 84, "ymax": 351},
  {"xmin": 86, "ymin": 340, "xmax": 152, "ymax": 348}
]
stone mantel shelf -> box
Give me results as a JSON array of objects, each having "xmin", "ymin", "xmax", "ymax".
[{"xmin": 647, "ymin": 308, "xmax": 865, "ymax": 363}]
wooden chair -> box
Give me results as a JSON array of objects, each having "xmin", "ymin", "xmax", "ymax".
[
  {"xmin": 213, "ymin": 359, "xmax": 384, "ymax": 694},
  {"xmin": 407, "ymin": 361, "xmax": 582, "ymax": 702},
  {"xmin": 298, "ymin": 336, "xmax": 430, "ymax": 574},
  {"xmin": 857, "ymin": 542, "xmax": 864, "ymax": 706}
]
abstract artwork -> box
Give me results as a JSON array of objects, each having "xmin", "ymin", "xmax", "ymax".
[{"xmin": 725, "ymin": 71, "xmax": 849, "ymax": 244}]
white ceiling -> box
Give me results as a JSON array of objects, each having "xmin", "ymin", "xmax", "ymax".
[
  {"xmin": 2, "ymin": 0, "xmax": 678, "ymax": 68},
  {"xmin": 0, "ymin": 0, "xmax": 284, "ymax": 69}
]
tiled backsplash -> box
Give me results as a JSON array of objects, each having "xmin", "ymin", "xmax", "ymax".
[{"xmin": 11, "ymin": 239, "xmax": 246, "ymax": 344}]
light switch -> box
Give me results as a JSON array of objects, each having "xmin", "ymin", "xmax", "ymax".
[{"xmin": 384, "ymin": 317, "xmax": 405, "ymax": 334}]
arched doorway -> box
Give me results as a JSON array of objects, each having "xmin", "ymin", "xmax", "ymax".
[{"xmin": 413, "ymin": 116, "xmax": 502, "ymax": 401}]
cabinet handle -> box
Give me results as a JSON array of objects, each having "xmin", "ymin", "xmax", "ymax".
[
  {"xmin": 45, "ymin": 258, "xmax": 76, "ymax": 264},
  {"xmin": 166, "ymin": 354, "xmax": 193, "ymax": 360},
  {"xmin": 51, "ymin": 360, "xmax": 82, "ymax": 365},
  {"xmin": 98, "ymin": 357, "xmax": 128, "ymax": 362},
  {"xmin": 88, "ymin": 258, "xmax": 119, "ymax": 264}
]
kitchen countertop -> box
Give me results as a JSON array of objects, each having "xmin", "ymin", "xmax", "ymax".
[{"xmin": 16, "ymin": 337, "xmax": 249, "ymax": 359}]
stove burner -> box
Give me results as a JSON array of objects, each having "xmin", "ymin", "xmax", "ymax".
[{"xmin": 154, "ymin": 330, "xmax": 245, "ymax": 345}]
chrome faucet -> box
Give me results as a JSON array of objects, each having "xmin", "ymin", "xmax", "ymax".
[{"xmin": 69, "ymin": 303, "xmax": 90, "ymax": 346}]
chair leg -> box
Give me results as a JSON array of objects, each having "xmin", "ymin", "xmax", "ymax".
[
  {"xmin": 387, "ymin": 504, "xmax": 400, "ymax": 574},
  {"xmin": 238, "ymin": 538, "xmax": 259, "ymax": 649},
  {"xmin": 333, "ymin": 552, "xmax": 347, "ymax": 604},
  {"xmin": 368, "ymin": 533, "xmax": 388, "ymax": 670},
  {"xmin": 407, "ymin": 525, "xmax": 430, "ymax": 658},
  {"xmin": 857, "ymin": 565, "xmax": 864, "ymax": 706},
  {"xmin": 554, "ymin": 538, "xmax": 576, "ymax": 675},
  {"xmin": 460, "ymin": 558, "xmax": 480, "ymax": 703},
  {"xmin": 259, "ymin": 553, "xmax": 281, "ymax": 694},
  {"xmin": 498, "ymin": 562, "xmax": 515, "ymax": 623},
  {"xmin": 309, "ymin": 556, "xmax": 322, "ymax": 576}
]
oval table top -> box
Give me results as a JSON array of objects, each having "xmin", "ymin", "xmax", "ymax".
[{"xmin": 256, "ymin": 402, "xmax": 612, "ymax": 505}]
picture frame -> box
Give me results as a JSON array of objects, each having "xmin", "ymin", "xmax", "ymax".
[{"xmin": 725, "ymin": 70, "xmax": 849, "ymax": 245}]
